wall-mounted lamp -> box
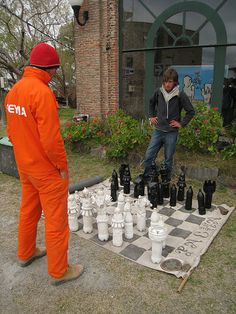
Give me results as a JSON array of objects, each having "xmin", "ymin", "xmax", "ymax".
[{"xmin": 68, "ymin": 0, "xmax": 89, "ymax": 26}]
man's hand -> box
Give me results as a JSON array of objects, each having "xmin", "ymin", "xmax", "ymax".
[
  {"xmin": 149, "ymin": 117, "xmax": 158, "ymax": 125},
  {"xmin": 169, "ymin": 120, "xmax": 181, "ymax": 128},
  {"xmin": 59, "ymin": 169, "xmax": 68, "ymax": 179}
]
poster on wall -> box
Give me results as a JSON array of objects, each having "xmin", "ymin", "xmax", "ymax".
[{"xmin": 173, "ymin": 65, "xmax": 228, "ymax": 105}]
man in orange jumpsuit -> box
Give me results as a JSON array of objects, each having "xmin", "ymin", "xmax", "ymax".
[{"xmin": 5, "ymin": 42, "xmax": 83, "ymax": 285}]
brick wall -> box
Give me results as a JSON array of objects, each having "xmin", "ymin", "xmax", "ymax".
[{"xmin": 74, "ymin": 0, "xmax": 119, "ymax": 117}]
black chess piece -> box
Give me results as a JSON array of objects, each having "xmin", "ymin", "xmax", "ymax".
[
  {"xmin": 159, "ymin": 163, "xmax": 168, "ymax": 182},
  {"xmin": 111, "ymin": 179, "xmax": 117, "ymax": 202},
  {"xmin": 177, "ymin": 172, "xmax": 186, "ymax": 201},
  {"xmin": 134, "ymin": 174, "xmax": 145, "ymax": 198},
  {"xmin": 112, "ymin": 169, "xmax": 119, "ymax": 190},
  {"xmin": 149, "ymin": 160, "xmax": 159, "ymax": 183},
  {"xmin": 169, "ymin": 184, "xmax": 177, "ymax": 207},
  {"xmin": 123, "ymin": 167, "xmax": 131, "ymax": 194},
  {"xmin": 185, "ymin": 186, "xmax": 193, "ymax": 210},
  {"xmin": 157, "ymin": 182, "xmax": 164, "ymax": 205},
  {"xmin": 147, "ymin": 182, "xmax": 158, "ymax": 208},
  {"xmin": 197, "ymin": 189, "xmax": 206, "ymax": 215},
  {"xmin": 203, "ymin": 180, "xmax": 216, "ymax": 209},
  {"xmin": 119, "ymin": 164, "xmax": 127, "ymax": 186}
]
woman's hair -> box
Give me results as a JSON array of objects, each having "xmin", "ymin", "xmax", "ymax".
[{"xmin": 163, "ymin": 68, "xmax": 179, "ymax": 84}]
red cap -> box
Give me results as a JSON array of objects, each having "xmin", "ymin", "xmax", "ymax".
[{"xmin": 30, "ymin": 42, "xmax": 60, "ymax": 68}]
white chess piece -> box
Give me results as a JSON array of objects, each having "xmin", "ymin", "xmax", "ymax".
[
  {"xmin": 148, "ymin": 224, "xmax": 167, "ymax": 264},
  {"xmin": 156, "ymin": 216, "xmax": 167, "ymax": 248},
  {"xmin": 68, "ymin": 209, "xmax": 79, "ymax": 232},
  {"xmin": 96, "ymin": 207, "xmax": 109, "ymax": 241},
  {"xmin": 117, "ymin": 191, "xmax": 125, "ymax": 212},
  {"xmin": 111, "ymin": 207, "xmax": 124, "ymax": 246},
  {"xmin": 123, "ymin": 198, "xmax": 131, "ymax": 219},
  {"xmin": 81, "ymin": 198, "xmax": 94, "ymax": 234},
  {"xmin": 124, "ymin": 211, "xmax": 133, "ymax": 240},
  {"xmin": 150, "ymin": 209, "xmax": 160, "ymax": 228},
  {"xmin": 136, "ymin": 196, "xmax": 146, "ymax": 232},
  {"xmin": 74, "ymin": 190, "xmax": 81, "ymax": 217}
]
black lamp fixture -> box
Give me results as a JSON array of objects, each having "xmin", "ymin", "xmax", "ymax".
[{"xmin": 68, "ymin": 0, "xmax": 89, "ymax": 26}]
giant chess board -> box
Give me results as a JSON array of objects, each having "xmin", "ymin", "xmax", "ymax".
[{"xmin": 73, "ymin": 179, "xmax": 234, "ymax": 278}]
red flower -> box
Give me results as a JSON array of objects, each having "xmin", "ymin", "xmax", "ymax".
[
  {"xmin": 67, "ymin": 134, "xmax": 72, "ymax": 139},
  {"xmin": 66, "ymin": 122, "xmax": 71, "ymax": 127},
  {"xmin": 203, "ymin": 120, "xmax": 209, "ymax": 124},
  {"xmin": 213, "ymin": 107, "xmax": 219, "ymax": 111}
]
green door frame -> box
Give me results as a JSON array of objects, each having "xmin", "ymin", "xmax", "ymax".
[{"xmin": 144, "ymin": 1, "xmax": 227, "ymax": 115}]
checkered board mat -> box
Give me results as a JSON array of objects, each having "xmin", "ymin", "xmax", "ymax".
[{"xmin": 73, "ymin": 180, "xmax": 234, "ymax": 278}]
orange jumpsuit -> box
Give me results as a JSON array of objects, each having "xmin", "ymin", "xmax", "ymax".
[{"xmin": 5, "ymin": 67, "xmax": 69, "ymax": 278}]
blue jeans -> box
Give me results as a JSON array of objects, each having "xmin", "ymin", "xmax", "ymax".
[{"xmin": 144, "ymin": 129, "xmax": 178, "ymax": 180}]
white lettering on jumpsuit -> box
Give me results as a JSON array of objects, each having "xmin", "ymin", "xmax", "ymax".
[{"xmin": 6, "ymin": 104, "xmax": 27, "ymax": 117}]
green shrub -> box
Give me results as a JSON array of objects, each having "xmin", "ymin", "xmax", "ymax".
[
  {"xmin": 221, "ymin": 144, "xmax": 236, "ymax": 160},
  {"xmin": 178, "ymin": 103, "xmax": 223, "ymax": 153}
]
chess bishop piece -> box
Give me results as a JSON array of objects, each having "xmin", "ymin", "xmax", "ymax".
[
  {"xmin": 111, "ymin": 179, "xmax": 117, "ymax": 202},
  {"xmin": 124, "ymin": 211, "xmax": 134, "ymax": 240},
  {"xmin": 148, "ymin": 222, "xmax": 167, "ymax": 264},
  {"xmin": 185, "ymin": 186, "xmax": 193, "ymax": 210},
  {"xmin": 96, "ymin": 208, "xmax": 109, "ymax": 241},
  {"xmin": 169, "ymin": 184, "xmax": 177, "ymax": 207},
  {"xmin": 112, "ymin": 207, "xmax": 124, "ymax": 246},
  {"xmin": 203, "ymin": 180, "xmax": 216, "ymax": 209},
  {"xmin": 197, "ymin": 189, "xmax": 206, "ymax": 215}
]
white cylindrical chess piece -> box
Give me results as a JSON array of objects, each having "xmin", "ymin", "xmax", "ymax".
[
  {"xmin": 156, "ymin": 216, "xmax": 167, "ymax": 248},
  {"xmin": 112, "ymin": 207, "xmax": 124, "ymax": 246},
  {"xmin": 117, "ymin": 191, "xmax": 125, "ymax": 212},
  {"xmin": 81, "ymin": 199, "xmax": 94, "ymax": 234},
  {"xmin": 68, "ymin": 209, "xmax": 79, "ymax": 232},
  {"xmin": 96, "ymin": 212, "xmax": 109, "ymax": 241},
  {"xmin": 74, "ymin": 191, "xmax": 81, "ymax": 217},
  {"xmin": 123, "ymin": 198, "xmax": 131, "ymax": 219},
  {"xmin": 124, "ymin": 211, "xmax": 133, "ymax": 240},
  {"xmin": 148, "ymin": 225, "xmax": 167, "ymax": 264},
  {"xmin": 150, "ymin": 209, "xmax": 160, "ymax": 229}
]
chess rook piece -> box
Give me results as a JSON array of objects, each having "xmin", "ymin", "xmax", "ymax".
[
  {"xmin": 169, "ymin": 184, "xmax": 177, "ymax": 207},
  {"xmin": 149, "ymin": 160, "xmax": 159, "ymax": 183},
  {"xmin": 147, "ymin": 182, "xmax": 158, "ymax": 208},
  {"xmin": 197, "ymin": 189, "xmax": 206, "ymax": 215},
  {"xmin": 112, "ymin": 207, "xmax": 124, "ymax": 246},
  {"xmin": 203, "ymin": 180, "xmax": 216, "ymax": 209},
  {"xmin": 157, "ymin": 182, "xmax": 164, "ymax": 205},
  {"xmin": 111, "ymin": 179, "xmax": 117, "ymax": 202},
  {"xmin": 185, "ymin": 186, "xmax": 193, "ymax": 210},
  {"xmin": 96, "ymin": 210, "xmax": 109, "ymax": 241},
  {"xmin": 123, "ymin": 167, "xmax": 131, "ymax": 194},
  {"xmin": 148, "ymin": 223, "xmax": 167, "ymax": 264},
  {"xmin": 134, "ymin": 175, "xmax": 145, "ymax": 198},
  {"xmin": 124, "ymin": 211, "xmax": 134, "ymax": 239},
  {"xmin": 112, "ymin": 169, "xmax": 119, "ymax": 190},
  {"xmin": 177, "ymin": 171, "xmax": 186, "ymax": 201}
]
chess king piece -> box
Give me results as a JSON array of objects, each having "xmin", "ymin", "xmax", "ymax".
[
  {"xmin": 111, "ymin": 178, "xmax": 117, "ymax": 202},
  {"xmin": 112, "ymin": 169, "xmax": 119, "ymax": 190},
  {"xmin": 197, "ymin": 189, "xmax": 206, "ymax": 215},
  {"xmin": 169, "ymin": 184, "xmax": 177, "ymax": 207},
  {"xmin": 112, "ymin": 207, "xmax": 124, "ymax": 247},
  {"xmin": 136, "ymin": 196, "xmax": 147, "ymax": 231},
  {"xmin": 134, "ymin": 174, "xmax": 145, "ymax": 198},
  {"xmin": 203, "ymin": 180, "xmax": 216, "ymax": 209},
  {"xmin": 96, "ymin": 207, "xmax": 109, "ymax": 241},
  {"xmin": 81, "ymin": 195, "xmax": 94, "ymax": 234},
  {"xmin": 147, "ymin": 182, "xmax": 158, "ymax": 208},
  {"xmin": 148, "ymin": 222, "xmax": 167, "ymax": 264},
  {"xmin": 124, "ymin": 211, "xmax": 134, "ymax": 240},
  {"xmin": 177, "ymin": 171, "xmax": 186, "ymax": 201},
  {"xmin": 149, "ymin": 160, "xmax": 159, "ymax": 183},
  {"xmin": 123, "ymin": 167, "xmax": 131, "ymax": 194},
  {"xmin": 185, "ymin": 186, "xmax": 193, "ymax": 210}
]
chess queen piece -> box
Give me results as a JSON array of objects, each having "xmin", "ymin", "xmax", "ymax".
[
  {"xmin": 203, "ymin": 180, "xmax": 216, "ymax": 209},
  {"xmin": 111, "ymin": 178, "xmax": 117, "ymax": 202},
  {"xmin": 123, "ymin": 167, "xmax": 131, "ymax": 194},
  {"xmin": 169, "ymin": 184, "xmax": 177, "ymax": 207},
  {"xmin": 112, "ymin": 169, "xmax": 119, "ymax": 190},
  {"xmin": 134, "ymin": 175, "xmax": 145, "ymax": 198},
  {"xmin": 177, "ymin": 172, "xmax": 186, "ymax": 201},
  {"xmin": 112, "ymin": 207, "xmax": 124, "ymax": 246},
  {"xmin": 124, "ymin": 211, "xmax": 134, "ymax": 240},
  {"xmin": 81, "ymin": 198, "xmax": 94, "ymax": 233},
  {"xmin": 148, "ymin": 223, "xmax": 167, "ymax": 264},
  {"xmin": 136, "ymin": 196, "xmax": 146, "ymax": 232},
  {"xmin": 96, "ymin": 208, "xmax": 109, "ymax": 241},
  {"xmin": 185, "ymin": 186, "xmax": 193, "ymax": 210},
  {"xmin": 197, "ymin": 189, "xmax": 206, "ymax": 215}
]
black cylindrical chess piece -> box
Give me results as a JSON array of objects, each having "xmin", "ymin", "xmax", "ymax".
[
  {"xmin": 123, "ymin": 167, "xmax": 131, "ymax": 194},
  {"xmin": 197, "ymin": 189, "xmax": 206, "ymax": 215},
  {"xmin": 111, "ymin": 179, "xmax": 117, "ymax": 202},
  {"xmin": 170, "ymin": 184, "xmax": 177, "ymax": 207},
  {"xmin": 119, "ymin": 164, "xmax": 127, "ymax": 186},
  {"xmin": 112, "ymin": 169, "xmax": 119, "ymax": 190},
  {"xmin": 147, "ymin": 182, "xmax": 158, "ymax": 208},
  {"xmin": 177, "ymin": 171, "xmax": 186, "ymax": 201},
  {"xmin": 203, "ymin": 180, "xmax": 216, "ymax": 209},
  {"xmin": 162, "ymin": 182, "xmax": 170, "ymax": 198},
  {"xmin": 157, "ymin": 182, "xmax": 164, "ymax": 205},
  {"xmin": 134, "ymin": 175, "xmax": 145, "ymax": 198},
  {"xmin": 185, "ymin": 186, "xmax": 193, "ymax": 210},
  {"xmin": 149, "ymin": 160, "xmax": 159, "ymax": 183},
  {"xmin": 159, "ymin": 163, "xmax": 168, "ymax": 182}
]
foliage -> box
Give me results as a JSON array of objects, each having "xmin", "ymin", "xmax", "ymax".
[
  {"xmin": 61, "ymin": 110, "xmax": 152, "ymax": 159},
  {"xmin": 221, "ymin": 144, "xmax": 236, "ymax": 160},
  {"xmin": 178, "ymin": 103, "xmax": 223, "ymax": 153},
  {"xmin": 224, "ymin": 122, "xmax": 236, "ymax": 144}
]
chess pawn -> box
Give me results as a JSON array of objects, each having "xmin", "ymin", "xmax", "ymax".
[
  {"xmin": 124, "ymin": 211, "xmax": 134, "ymax": 240},
  {"xmin": 157, "ymin": 182, "xmax": 164, "ymax": 205},
  {"xmin": 112, "ymin": 207, "xmax": 124, "ymax": 246},
  {"xmin": 96, "ymin": 211, "xmax": 109, "ymax": 241},
  {"xmin": 197, "ymin": 189, "xmax": 206, "ymax": 215},
  {"xmin": 111, "ymin": 179, "xmax": 117, "ymax": 202},
  {"xmin": 203, "ymin": 180, "xmax": 216, "ymax": 209},
  {"xmin": 169, "ymin": 184, "xmax": 177, "ymax": 207},
  {"xmin": 148, "ymin": 224, "xmax": 167, "ymax": 264},
  {"xmin": 150, "ymin": 209, "xmax": 160, "ymax": 229},
  {"xmin": 68, "ymin": 209, "xmax": 79, "ymax": 232},
  {"xmin": 81, "ymin": 199, "xmax": 94, "ymax": 233},
  {"xmin": 185, "ymin": 186, "xmax": 193, "ymax": 210},
  {"xmin": 112, "ymin": 169, "xmax": 119, "ymax": 190}
]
